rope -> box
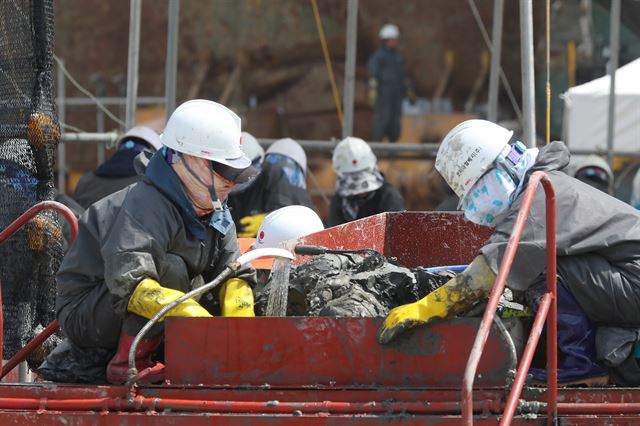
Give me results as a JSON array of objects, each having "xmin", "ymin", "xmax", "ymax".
[
  {"xmin": 545, "ymin": 0, "xmax": 551, "ymax": 145},
  {"xmin": 310, "ymin": 0, "xmax": 344, "ymax": 128},
  {"xmin": 53, "ymin": 55, "xmax": 126, "ymax": 128},
  {"xmin": 466, "ymin": 0, "xmax": 523, "ymax": 125}
]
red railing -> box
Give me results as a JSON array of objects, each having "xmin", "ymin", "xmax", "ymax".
[
  {"xmin": 0, "ymin": 201, "xmax": 78, "ymax": 379},
  {"xmin": 461, "ymin": 171, "xmax": 558, "ymax": 425}
]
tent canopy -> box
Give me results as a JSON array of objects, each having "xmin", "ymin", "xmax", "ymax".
[{"xmin": 563, "ymin": 58, "xmax": 640, "ymax": 152}]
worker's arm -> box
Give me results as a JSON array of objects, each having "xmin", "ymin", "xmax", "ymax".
[{"xmin": 377, "ymin": 255, "xmax": 496, "ymax": 344}]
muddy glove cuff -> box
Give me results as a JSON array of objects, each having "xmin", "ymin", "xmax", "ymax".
[
  {"xmin": 377, "ymin": 255, "xmax": 496, "ymax": 344},
  {"xmin": 128, "ymin": 278, "xmax": 212, "ymax": 320},
  {"xmin": 219, "ymin": 278, "xmax": 255, "ymax": 317}
]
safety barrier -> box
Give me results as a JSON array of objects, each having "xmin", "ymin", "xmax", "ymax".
[
  {"xmin": 0, "ymin": 201, "xmax": 78, "ymax": 379},
  {"xmin": 461, "ymin": 171, "xmax": 558, "ymax": 425}
]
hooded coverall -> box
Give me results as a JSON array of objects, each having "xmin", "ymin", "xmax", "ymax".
[
  {"xmin": 329, "ymin": 180, "xmax": 405, "ymax": 227},
  {"xmin": 368, "ymin": 46, "xmax": 408, "ymax": 142},
  {"xmin": 227, "ymin": 162, "xmax": 316, "ymax": 230},
  {"xmin": 73, "ymin": 142, "xmax": 151, "ymax": 209},
  {"xmin": 56, "ymin": 151, "xmax": 256, "ymax": 350},
  {"xmin": 481, "ymin": 141, "xmax": 640, "ymax": 326}
]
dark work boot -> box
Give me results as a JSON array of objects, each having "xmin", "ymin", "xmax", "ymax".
[{"xmin": 106, "ymin": 331, "xmax": 165, "ymax": 385}]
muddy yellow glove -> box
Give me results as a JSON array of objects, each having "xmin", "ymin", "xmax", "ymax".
[
  {"xmin": 128, "ymin": 278, "xmax": 212, "ymax": 321},
  {"xmin": 219, "ymin": 278, "xmax": 255, "ymax": 317},
  {"xmin": 238, "ymin": 213, "xmax": 267, "ymax": 238},
  {"xmin": 377, "ymin": 255, "xmax": 496, "ymax": 344},
  {"xmin": 368, "ymin": 78, "xmax": 378, "ymax": 107}
]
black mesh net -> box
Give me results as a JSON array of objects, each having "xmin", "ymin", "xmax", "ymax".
[{"xmin": 0, "ymin": 0, "xmax": 62, "ymax": 359}]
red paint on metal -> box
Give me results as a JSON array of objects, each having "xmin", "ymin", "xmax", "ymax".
[
  {"xmin": 165, "ymin": 317, "xmax": 514, "ymax": 388},
  {"xmin": 461, "ymin": 172, "xmax": 557, "ymax": 426},
  {"xmin": 557, "ymin": 403, "xmax": 640, "ymax": 414},
  {"xmin": 0, "ymin": 201, "xmax": 78, "ymax": 379},
  {"xmin": 290, "ymin": 212, "xmax": 492, "ymax": 268}
]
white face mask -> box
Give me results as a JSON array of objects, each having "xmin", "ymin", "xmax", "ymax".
[{"xmin": 462, "ymin": 167, "xmax": 516, "ymax": 227}]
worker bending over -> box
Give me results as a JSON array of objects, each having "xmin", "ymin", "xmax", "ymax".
[
  {"xmin": 329, "ymin": 137, "xmax": 404, "ymax": 227},
  {"xmin": 378, "ymin": 120, "xmax": 640, "ymax": 381},
  {"xmin": 229, "ymin": 137, "xmax": 315, "ymax": 238},
  {"xmin": 53, "ymin": 100, "xmax": 257, "ymax": 384}
]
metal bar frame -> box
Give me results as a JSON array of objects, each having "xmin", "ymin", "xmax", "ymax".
[
  {"xmin": 461, "ymin": 171, "xmax": 557, "ymax": 425},
  {"xmin": 487, "ymin": 0, "xmax": 504, "ymax": 122},
  {"xmin": 125, "ymin": 0, "xmax": 142, "ymax": 129},
  {"xmin": 165, "ymin": 0, "xmax": 180, "ymax": 118},
  {"xmin": 519, "ymin": 0, "xmax": 536, "ymax": 147},
  {"xmin": 0, "ymin": 201, "xmax": 79, "ymax": 379},
  {"xmin": 342, "ymin": 0, "xmax": 358, "ymax": 138},
  {"xmin": 606, "ymin": 0, "xmax": 621, "ymax": 171}
]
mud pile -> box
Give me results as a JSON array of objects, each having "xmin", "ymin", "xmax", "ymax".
[{"xmin": 256, "ymin": 250, "xmax": 454, "ymax": 317}]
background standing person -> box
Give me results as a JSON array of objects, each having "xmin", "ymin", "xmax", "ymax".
[{"xmin": 368, "ymin": 24, "xmax": 414, "ymax": 142}]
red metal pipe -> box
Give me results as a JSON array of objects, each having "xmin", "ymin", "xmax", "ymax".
[
  {"xmin": 500, "ymin": 292, "xmax": 552, "ymax": 425},
  {"xmin": 461, "ymin": 172, "xmax": 558, "ymax": 425},
  {"xmin": 0, "ymin": 320, "xmax": 59, "ymax": 379},
  {"xmin": 0, "ymin": 201, "xmax": 78, "ymax": 379},
  {"xmin": 0, "ymin": 396, "xmax": 500, "ymax": 415},
  {"xmin": 542, "ymin": 176, "xmax": 558, "ymax": 425},
  {"xmin": 557, "ymin": 403, "xmax": 640, "ymax": 415}
]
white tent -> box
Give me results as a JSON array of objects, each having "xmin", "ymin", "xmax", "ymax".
[{"xmin": 563, "ymin": 58, "xmax": 640, "ymax": 153}]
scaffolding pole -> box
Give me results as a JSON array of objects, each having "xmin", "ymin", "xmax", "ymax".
[
  {"xmin": 487, "ymin": 0, "xmax": 504, "ymax": 122},
  {"xmin": 165, "ymin": 0, "xmax": 180, "ymax": 118},
  {"xmin": 519, "ymin": 0, "xmax": 536, "ymax": 147},
  {"xmin": 606, "ymin": 0, "xmax": 621, "ymax": 171},
  {"xmin": 342, "ymin": 0, "xmax": 358, "ymax": 138},
  {"xmin": 125, "ymin": 0, "xmax": 142, "ymax": 130},
  {"xmin": 57, "ymin": 60, "xmax": 66, "ymax": 195}
]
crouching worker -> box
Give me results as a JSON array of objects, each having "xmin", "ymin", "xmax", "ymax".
[
  {"xmin": 42, "ymin": 100, "xmax": 257, "ymax": 385},
  {"xmin": 378, "ymin": 119, "xmax": 640, "ymax": 382}
]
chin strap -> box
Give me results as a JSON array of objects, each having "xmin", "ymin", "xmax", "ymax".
[{"xmin": 182, "ymin": 157, "xmax": 224, "ymax": 213}]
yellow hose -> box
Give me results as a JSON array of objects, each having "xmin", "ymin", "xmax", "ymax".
[{"xmin": 310, "ymin": 0, "xmax": 344, "ymax": 128}]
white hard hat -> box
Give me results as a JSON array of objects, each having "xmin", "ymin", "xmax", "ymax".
[
  {"xmin": 332, "ymin": 137, "xmax": 377, "ymax": 175},
  {"xmin": 256, "ymin": 205, "xmax": 324, "ymax": 249},
  {"xmin": 435, "ymin": 119, "xmax": 513, "ymax": 207},
  {"xmin": 379, "ymin": 24, "xmax": 400, "ymax": 40},
  {"xmin": 119, "ymin": 126, "xmax": 162, "ymax": 151},
  {"xmin": 160, "ymin": 99, "xmax": 250, "ymax": 169},
  {"xmin": 241, "ymin": 131, "xmax": 265, "ymax": 165},
  {"xmin": 266, "ymin": 138, "xmax": 307, "ymax": 174}
]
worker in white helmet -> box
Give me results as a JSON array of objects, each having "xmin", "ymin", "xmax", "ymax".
[
  {"xmin": 378, "ymin": 119, "xmax": 640, "ymax": 383},
  {"xmin": 566, "ymin": 155, "xmax": 613, "ymax": 194},
  {"xmin": 329, "ymin": 137, "xmax": 404, "ymax": 226},
  {"xmin": 73, "ymin": 126, "xmax": 162, "ymax": 209},
  {"xmin": 239, "ymin": 205, "xmax": 324, "ymax": 313},
  {"xmin": 50, "ymin": 100, "xmax": 258, "ymax": 385},
  {"xmin": 231, "ymin": 137, "xmax": 316, "ymax": 238},
  {"xmin": 368, "ymin": 24, "xmax": 415, "ymax": 142}
]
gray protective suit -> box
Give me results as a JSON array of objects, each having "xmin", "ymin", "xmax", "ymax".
[
  {"xmin": 368, "ymin": 46, "xmax": 407, "ymax": 142},
  {"xmin": 481, "ymin": 142, "xmax": 640, "ymax": 325},
  {"xmin": 56, "ymin": 152, "xmax": 256, "ymax": 349}
]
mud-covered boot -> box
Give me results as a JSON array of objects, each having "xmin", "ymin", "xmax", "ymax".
[{"xmin": 106, "ymin": 332, "xmax": 165, "ymax": 385}]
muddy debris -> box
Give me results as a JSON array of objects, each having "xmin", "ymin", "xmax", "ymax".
[{"xmin": 256, "ymin": 250, "xmax": 455, "ymax": 317}]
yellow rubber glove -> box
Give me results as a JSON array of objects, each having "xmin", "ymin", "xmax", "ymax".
[
  {"xmin": 219, "ymin": 278, "xmax": 255, "ymax": 317},
  {"xmin": 237, "ymin": 213, "xmax": 267, "ymax": 238},
  {"xmin": 128, "ymin": 278, "xmax": 212, "ymax": 321},
  {"xmin": 368, "ymin": 78, "xmax": 378, "ymax": 107},
  {"xmin": 377, "ymin": 255, "xmax": 496, "ymax": 344}
]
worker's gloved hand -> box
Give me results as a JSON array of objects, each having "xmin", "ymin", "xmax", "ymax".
[
  {"xmin": 368, "ymin": 78, "xmax": 378, "ymax": 107},
  {"xmin": 219, "ymin": 278, "xmax": 255, "ymax": 317},
  {"xmin": 406, "ymin": 88, "xmax": 417, "ymax": 105},
  {"xmin": 377, "ymin": 255, "xmax": 496, "ymax": 344},
  {"xmin": 238, "ymin": 212, "xmax": 267, "ymax": 238},
  {"xmin": 128, "ymin": 278, "xmax": 212, "ymax": 321}
]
